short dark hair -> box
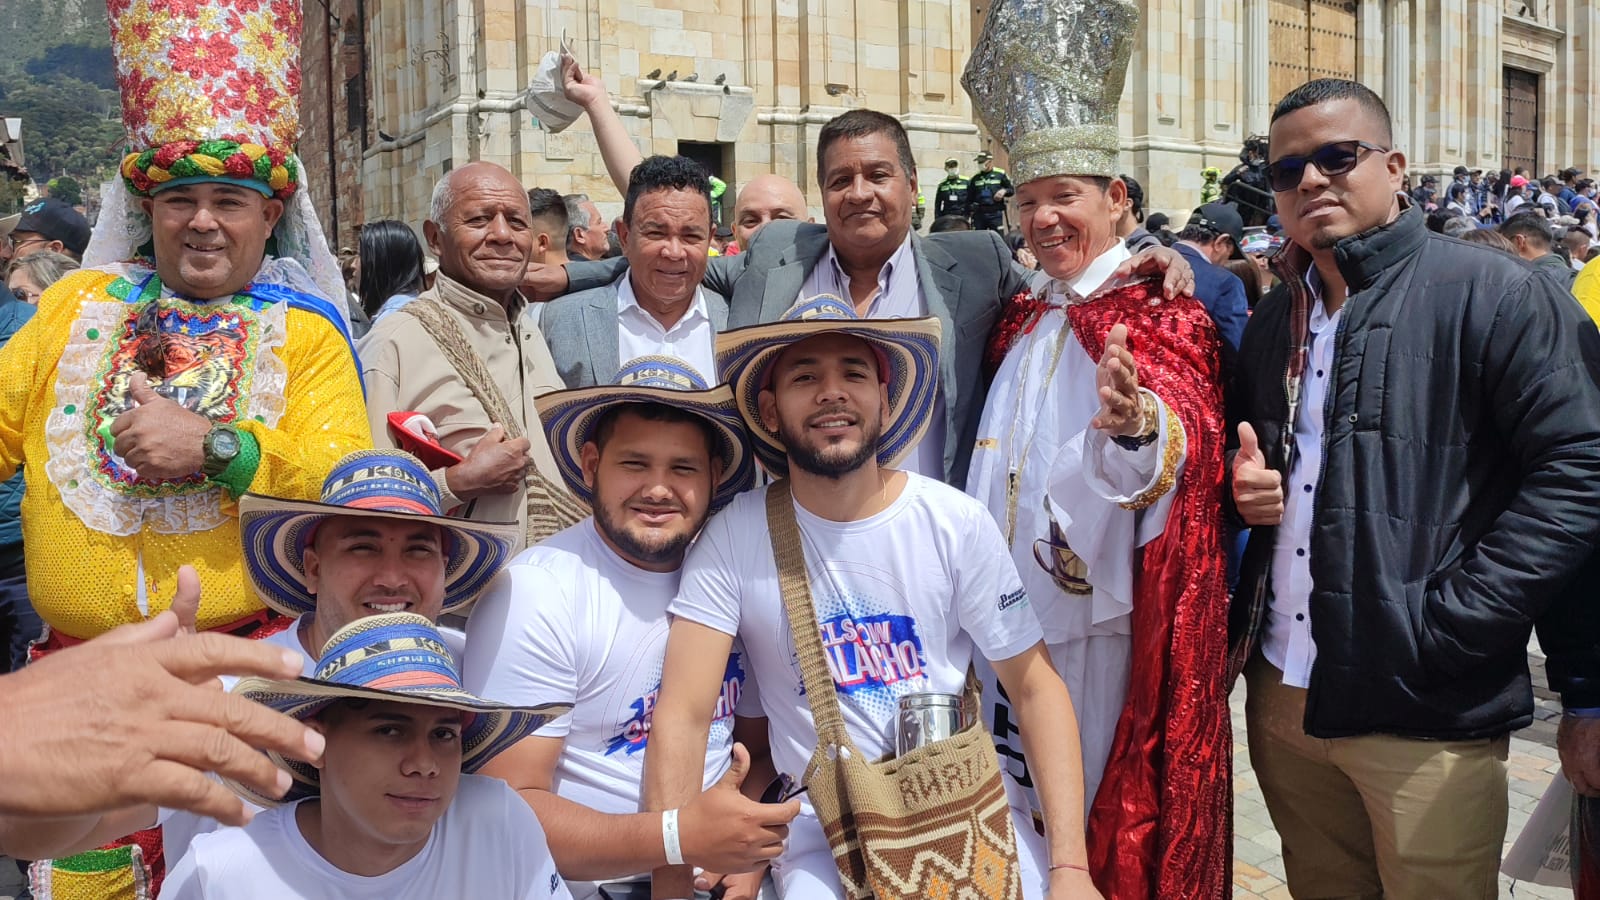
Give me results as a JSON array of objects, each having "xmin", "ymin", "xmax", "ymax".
[
  {"xmin": 1176, "ymin": 223, "xmax": 1219, "ymax": 244},
  {"xmin": 1145, "ymin": 212, "xmax": 1171, "ymax": 232},
  {"xmin": 590, "ymin": 402, "xmax": 720, "ymax": 465},
  {"xmin": 623, "ymin": 156, "xmax": 713, "ymax": 227},
  {"xmin": 815, "ymin": 109, "xmax": 917, "ymax": 189},
  {"xmin": 1120, "ymin": 174, "xmax": 1145, "ymax": 220},
  {"xmin": 1269, "ymin": 78, "xmax": 1393, "ymax": 147},
  {"xmin": 928, "ymin": 214, "xmax": 971, "ymax": 233},
  {"xmin": 1500, "ymin": 211, "xmax": 1554, "ymax": 247},
  {"xmin": 1541, "ymin": 176, "xmax": 1561, "ymax": 191},
  {"xmin": 527, "ymin": 187, "xmax": 569, "ymax": 236}
]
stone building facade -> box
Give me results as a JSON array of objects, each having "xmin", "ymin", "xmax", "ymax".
[{"xmin": 298, "ymin": 0, "xmax": 1600, "ymax": 239}]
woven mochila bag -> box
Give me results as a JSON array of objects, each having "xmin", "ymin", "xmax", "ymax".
[{"xmin": 765, "ymin": 482, "xmax": 1023, "ymax": 900}]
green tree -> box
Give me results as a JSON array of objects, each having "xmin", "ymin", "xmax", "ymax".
[
  {"xmin": 2, "ymin": 76, "xmax": 121, "ymax": 184},
  {"xmin": 47, "ymin": 175, "xmax": 83, "ymax": 205}
]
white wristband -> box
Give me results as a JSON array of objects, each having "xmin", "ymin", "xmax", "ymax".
[{"xmin": 662, "ymin": 808, "xmax": 685, "ymax": 866}]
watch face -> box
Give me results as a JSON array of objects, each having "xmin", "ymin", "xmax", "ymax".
[{"xmin": 212, "ymin": 429, "xmax": 242, "ymax": 457}]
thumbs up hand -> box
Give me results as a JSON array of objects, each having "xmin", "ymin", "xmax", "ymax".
[
  {"xmin": 677, "ymin": 742, "xmax": 800, "ymax": 874},
  {"xmin": 109, "ymin": 372, "xmax": 214, "ymax": 480},
  {"xmin": 1232, "ymin": 422, "xmax": 1285, "ymax": 525}
]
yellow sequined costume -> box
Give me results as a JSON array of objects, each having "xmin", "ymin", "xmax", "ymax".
[{"xmin": 0, "ymin": 268, "xmax": 371, "ymax": 640}]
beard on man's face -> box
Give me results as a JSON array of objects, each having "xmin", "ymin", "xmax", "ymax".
[
  {"xmin": 775, "ymin": 406, "xmax": 883, "ymax": 480},
  {"xmin": 591, "ymin": 480, "xmax": 703, "ymax": 568}
]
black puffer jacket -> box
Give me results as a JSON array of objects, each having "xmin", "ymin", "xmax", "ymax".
[{"xmin": 1229, "ymin": 205, "xmax": 1600, "ymax": 739}]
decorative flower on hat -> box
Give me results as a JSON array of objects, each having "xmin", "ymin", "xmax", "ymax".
[{"xmin": 110, "ymin": 0, "xmax": 304, "ymax": 199}]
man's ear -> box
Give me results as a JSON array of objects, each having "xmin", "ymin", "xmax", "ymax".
[
  {"xmin": 423, "ymin": 220, "xmax": 443, "ymax": 258},
  {"xmin": 580, "ymin": 441, "xmax": 601, "ymax": 490},
  {"xmin": 261, "ymin": 197, "xmax": 285, "ymax": 232},
  {"xmin": 302, "ymin": 546, "xmax": 321, "ymax": 596},
  {"xmin": 757, "ymin": 388, "xmax": 780, "ymax": 434}
]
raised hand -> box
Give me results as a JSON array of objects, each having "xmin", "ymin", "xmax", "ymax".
[
  {"xmin": 1231, "ymin": 422, "xmax": 1285, "ymax": 525},
  {"xmin": 109, "ymin": 372, "xmax": 213, "ymax": 480},
  {"xmin": 1090, "ymin": 324, "xmax": 1146, "ymax": 438},
  {"xmin": 560, "ymin": 52, "xmax": 608, "ymax": 111}
]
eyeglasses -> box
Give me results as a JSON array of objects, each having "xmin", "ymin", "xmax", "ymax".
[
  {"xmin": 9, "ymin": 237, "xmax": 49, "ymax": 254},
  {"xmin": 1266, "ymin": 140, "xmax": 1389, "ymax": 192},
  {"xmin": 8, "ymin": 285, "xmax": 36, "ymax": 304}
]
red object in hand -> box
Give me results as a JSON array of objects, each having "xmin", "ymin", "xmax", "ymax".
[{"xmin": 385, "ymin": 412, "xmax": 463, "ymax": 470}]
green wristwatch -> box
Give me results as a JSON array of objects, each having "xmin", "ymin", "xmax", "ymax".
[{"xmin": 202, "ymin": 423, "xmax": 243, "ymax": 478}]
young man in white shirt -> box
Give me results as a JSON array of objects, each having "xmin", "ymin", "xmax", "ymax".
[
  {"xmin": 643, "ymin": 299, "xmax": 1101, "ymax": 900},
  {"xmin": 0, "ymin": 450, "xmax": 521, "ymax": 871},
  {"xmin": 465, "ymin": 357, "xmax": 797, "ymax": 900},
  {"xmin": 160, "ymin": 612, "xmax": 571, "ymax": 899}
]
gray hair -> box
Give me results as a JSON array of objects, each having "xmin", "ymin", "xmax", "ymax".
[
  {"xmin": 1440, "ymin": 216, "xmax": 1478, "ymax": 239},
  {"xmin": 7, "ymin": 249, "xmax": 79, "ymax": 293},
  {"xmin": 563, "ymin": 193, "xmax": 594, "ymax": 227},
  {"xmin": 428, "ymin": 173, "xmax": 457, "ymax": 225}
]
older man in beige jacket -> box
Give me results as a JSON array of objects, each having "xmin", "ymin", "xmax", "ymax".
[{"xmin": 359, "ymin": 162, "xmax": 585, "ymax": 547}]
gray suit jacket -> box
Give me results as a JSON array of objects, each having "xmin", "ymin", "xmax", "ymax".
[
  {"xmin": 566, "ymin": 221, "xmax": 1029, "ymax": 486},
  {"xmin": 539, "ymin": 270, "xmax": 731, "ymax": 389}
]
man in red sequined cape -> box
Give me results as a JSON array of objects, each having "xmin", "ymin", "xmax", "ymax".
[{"xmin": 965, "ymin": 172, "xmax": 1229, "ymax": 900}]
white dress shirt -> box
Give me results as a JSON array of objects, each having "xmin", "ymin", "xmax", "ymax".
[
  {"xmin": 616, "ymin": 273, "xmax": 718, "ymax": 382},
  {"xmin": 1264, "ymin": 270, "xmax": 1344, "ymax": 688}
]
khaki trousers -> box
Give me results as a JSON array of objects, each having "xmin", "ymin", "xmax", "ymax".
[{"xmin": 1244, "ymin": 654, "xmax": 1509, "ymax": 900}]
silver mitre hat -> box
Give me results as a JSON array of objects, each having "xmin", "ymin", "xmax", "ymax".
[{"xmin": 961, "ymin": 0, "xmax": 1139, "ymax": 185}]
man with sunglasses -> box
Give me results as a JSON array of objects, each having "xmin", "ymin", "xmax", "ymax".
[{"xmin": 1229, "ymin": 77, "xmax": 1600, "ymax": 900}]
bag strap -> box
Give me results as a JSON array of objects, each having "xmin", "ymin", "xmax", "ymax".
[
  {"xmin": 765, "ymin": 481, "xmax": 854, "ymax": 742},
  {"xmin": 398, "ymin": 295, "xmax": 524, "ymax": 440},
  {"xmin": 398, "ymin": 295, "xmax": 589, "ymax": 541}
]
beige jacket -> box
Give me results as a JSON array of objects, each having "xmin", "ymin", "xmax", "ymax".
[{"xmin": 359, "ymin": 273, "xmax": 579, "ymax": 547}]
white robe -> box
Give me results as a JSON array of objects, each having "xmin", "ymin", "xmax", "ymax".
[{"xmin": 966, "ymin": 243, "xmax": 1188, "ymax": 824}]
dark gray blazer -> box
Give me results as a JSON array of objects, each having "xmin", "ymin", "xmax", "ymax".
[
  {"xmin": 566, "ymin": 221, "xmax": 1029, "ymax": 486},
  {"xmin": 538, "ymin": 271, "xmax": 731, "ymax": 389}
]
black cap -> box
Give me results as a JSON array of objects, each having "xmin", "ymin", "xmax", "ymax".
[
  {"xmin": 1190, "ymin": 202, "xmax": 1246, "ymax": 257},
  {"xmin": 1420, "ymin": 174, "xmax": 1437, "ymax": 184},
  {"xmin": 975, "ymin": 151, "xmax": 994, "ymax": 163},
  {"xmin": 714, "ymin": 225, "xmax": 733, "ymax": 240},
  {"xmin": 1453, "ymin": 165, "xmax": 1469, "ymax": 177},
  {"xmin": 14, "ymin": 198, "xmax": 90, "ymax": 257}
]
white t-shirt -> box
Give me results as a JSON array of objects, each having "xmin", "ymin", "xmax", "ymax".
[
  {"xmin": 463, "ymin": 521, "xmax": 754, "ymax": 816},
  {"xmin": 158, "ymin": 775, "xmax": 571, "ymax": 900},
  {"xmin": 672, "ymin": 474, "xmax": 1043, "ymax": 781}
]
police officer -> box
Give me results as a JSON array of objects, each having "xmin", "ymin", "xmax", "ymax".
[
  {"xmin": 934, "ymin": 157, "xmax": 971, "ymax": 220},
  {"xmin": 967, "ymin": 151, "xmax": 1013, "ymax": 232}
]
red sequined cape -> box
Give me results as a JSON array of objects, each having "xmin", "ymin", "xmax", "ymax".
[{"xmin": 990, "ymin": 278, "xmax": 1231, "ymax": 899}]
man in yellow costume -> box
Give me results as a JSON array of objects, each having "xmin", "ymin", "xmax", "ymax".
[{"xmin": 0, "ymin": 0, "xmax": 369, "ymax": 893}]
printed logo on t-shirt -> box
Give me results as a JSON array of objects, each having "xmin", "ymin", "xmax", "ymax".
[
  {"xmin": 998, "ymin": 587, "xmax": 1027, "ymax": 612},
  {"xmin": 550, "ymin": 873, "xmax": 561, "ymax": 894},
  {"xmin": 605, "ymin": 653, "xmax": 746, "ymax": 756},
  {"xmin": 818, "ymin": 613, "xmax": 927, "ymax": 693}
]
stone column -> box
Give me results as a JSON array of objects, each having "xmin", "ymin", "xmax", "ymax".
[
  {"xmin": 1242, "ymin": 0, "xmax": 1270, "ymax": 134},
  {"xmin": 1384, "ymin": 0, "xmax": 1413, "ymax": 156},
  {"xmin": 1357, "ymin": 0, "xmax": 1385, "ymax": 93}
]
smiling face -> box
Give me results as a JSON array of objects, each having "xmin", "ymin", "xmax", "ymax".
[
  {"xmin": 424, "ymin": 162, "xmax": 532, "ymax": 302},
  {"xmin": 140, "ymin": 183, "xmax": 283, "ymax": 299},
  {"xmin": 1015, "ymin": 175, "xmax": 1126, "ymax": 284},
  {"xmin": 819, "ymin": 133, "xmax": 916, "ymax": 262},
  {"xmin": 303, "ymin": 516, "xmax": 448, "ymax": 648},
  {"xmin": 759, "ymin": 332, "xmax": 888, "ymax": 480},
  {"xmin": 1268, "ymin": 98, "xmax": 1404, "ymax": 257},
  {"xmin": 581, "ymin": 407, "xmax": 719, "ymax": 572},
  {"xmin": 310, "ymin": 699, "xmax": 464, "ymax": 866},
  {"xmin": 619, "ymin": 188, "xmax": 711, "ymax": 315}
]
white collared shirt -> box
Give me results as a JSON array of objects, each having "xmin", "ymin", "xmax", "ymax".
[
  {"xmin": 1264, "ymin": 269, "xmax": 1344, "ymax": 688},
  {"xmin": 800, "ymin": 235, "xmax": 946, "ymax": 479},
  {"xmin": 616, "ymin": 273, "xmax": 717, "ymax": 382}
]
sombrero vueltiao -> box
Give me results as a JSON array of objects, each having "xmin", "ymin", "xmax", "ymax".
[
  {"xmin": 239, "ymin": 450, "xmax": 520, "ymax": 617},
  {"xmin": 714, "ymin": 295, "xmax": 942, "ymax": 477},
  {"xmin": 535, "ymin": 356, "xmax": 756, "ymax": 512},
  {"xmin": 227, "ymin": 613, "xmax": 569, "ymax": 807}
]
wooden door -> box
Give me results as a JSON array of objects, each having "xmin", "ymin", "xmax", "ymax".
[
  {"xmin": 1503, "ymin": 67, "xmax": 1540, "ymax": 173},
  {"xmin": 1269, "ymin": 0, "xmax": 1357, "ymax": 104}
]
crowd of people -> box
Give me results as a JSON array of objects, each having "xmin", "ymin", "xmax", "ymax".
[{"xmin": 1, "ymin": 0, "xmax": 1599, "ymax": 898}]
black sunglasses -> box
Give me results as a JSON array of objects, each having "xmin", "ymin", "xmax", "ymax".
[{"xmin": 1267, "ymin": 140, "xmax": 1389, "ymax": 192}]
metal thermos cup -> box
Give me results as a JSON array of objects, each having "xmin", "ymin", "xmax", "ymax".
[{"xmin": 895, "ymin": 692, "xmax": 967, "ymax": 756}]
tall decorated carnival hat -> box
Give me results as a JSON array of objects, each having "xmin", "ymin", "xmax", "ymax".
[
  {"xmin": 961, "ymin": 0, "xmax": 1140, "ymax": 184},
  {"xmin": 109, "ymin": 0, "xmax": 302, "ymax": 200},
  {"xmin": 95, "ymin": 0, "xmax": 345, "ymax": 309}
]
